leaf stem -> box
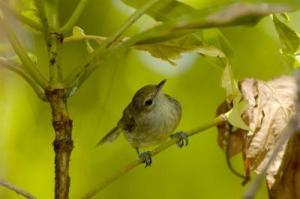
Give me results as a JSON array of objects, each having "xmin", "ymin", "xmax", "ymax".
[
  {"xmin": 0, "ymin": 57, "xmax": 46, "ymax": 100},
  {"xmin": 63, "ymin": 34, "xmax": 106, "ymax": 44},
  {"xmin": 82, "ymin": 112, "xmax": 228, "ymax": 199},
  {"xmin": 0, "ymin": 18, "xmax": 48, "ymax": 89},
  {"xmin": 59, "ymin": 0, "xmax": 89, "ymax": 34},
  {"xmin": 0, "ymin": 179, "xmax": 37, "ymax": 199}
]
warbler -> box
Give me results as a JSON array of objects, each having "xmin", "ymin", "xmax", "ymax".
[{"xmin": 97, "ymin": 80, "xmax": 187, "ymax": 166}]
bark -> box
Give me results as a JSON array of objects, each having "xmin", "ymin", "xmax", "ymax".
[{"xmin": 46, "ymin": 88, "xmax": 73, "ymax": 199}]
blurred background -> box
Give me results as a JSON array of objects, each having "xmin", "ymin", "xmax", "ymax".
[{"xmin": 0, "ymin": 0, "xmax": 300, "ymax": 198}]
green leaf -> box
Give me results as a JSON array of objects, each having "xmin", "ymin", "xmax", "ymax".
[
  {"xmin": 121, "ymin": 0, "xmax": 198, "ymax": 21},
  {"xmin": 72, "ymin": 26, "xmax": 94, "ymax": 53},
  {"xmin": 72, "ymin": 26, "xmax": 85, "ymax": 39},
  {"xmin": 125, "ymin": 3, "xmax": 294, "ymax": 46},
  {"xmin": 135, "ymin": 33, "xmax": 225, "ymax": 65},
  {"xmin": 221, "ymin": 62, "xmax": 250, "ymax": 130},
  {"xmin": 15, "ymin": 0, "xmax": 42, "ymax": 27},
  {"xmin": 227, "ymin": 100, "xmax": 251, "ymax": 131},
  {"xmin": 221, "ymin": 62, "xmax": 240, "ymax": 101},
  {"xmin": 273, "ymin": 15, "xmax": 300, "ymax": 54}
]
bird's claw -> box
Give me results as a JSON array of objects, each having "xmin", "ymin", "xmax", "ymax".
[
  {"xmin": 170, "ymin": 131, "xmax": 189, "ymax": 148},
  {"xmin": 139, "ymin": 151, "xmax": 152, "ymax": 167}
]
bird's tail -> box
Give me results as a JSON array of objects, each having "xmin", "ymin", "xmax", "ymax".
[{"xmin": 96, "ymin": 126, "xmax": 122, "ymax": 146}]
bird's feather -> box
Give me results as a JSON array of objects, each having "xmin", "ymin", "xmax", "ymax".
[{"xmin": 96, "ymin": 126, "xmax": 122, "ymax": 146}]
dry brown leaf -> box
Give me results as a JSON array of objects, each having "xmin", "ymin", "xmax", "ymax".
[
  {"xmin": 240, "ymin": 76, "xmax": 297, "ymax": 189},
  {"xmin": 217, "ymin": 75, "xmax": 299, "ymax": 195}
]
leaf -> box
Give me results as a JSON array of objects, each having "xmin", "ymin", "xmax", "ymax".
[
  {"xmin": 15, "ymin": 0, "xmax": 42, "ymax": 27},
  {"xmin": 216, "ymin": 101, "xmax": 246, "ymax": 157},
  {"xmin": 135, "ymin": 33, "xmax": 225, "ymax": 65},
  {"xmin": 72, "ymin": 26, "xmax": 94, "ymax": 53},
  {"xmin": 240, "ymin": 76, "xmax": 298, "ymax": 188},
  {"xmin": 227, "ymin": 100, "xmax": 251, "ymax": 131},
  {"xmin": 221, "ymin": 63, "xmax": 239, "ymax": 101},
  {"xmin": 221, "ymin": 62, "xmax": 250, "ymax": 130},
  {"xmin": 126, "ymin": 3, "xmax": 294, "ymax": 46},
  {"xmin": 273, "ymin": 15, "xmax": 300, "ymax": 54},
  {"xmin": 121, "ymin": 0, "xmax": 198, "ymax": 22}
]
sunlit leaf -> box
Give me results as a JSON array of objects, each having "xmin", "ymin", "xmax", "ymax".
[
  {"xmin": 72, "ymin": 26, "xmax": 86, "ymax": 39},
  {"xmin": 221, "ymin": 62, "xmax": 250, "ymax": 130},
  {"xmin": 121, "ymin": 0, "xmax": 198, "ymax": 21},
  {"xmin": 126, "ymin": 3, "xmax": 294, "ymax": 46},
  {"xmin": 227, "ymin": 100, "xmax": 250, "ymax": 131},
  {"xmin": 15, "ymin": 0, "xmax": 42, "ymax": 28},
  {"xmin": 135, "ymin": 34, "xmax": 225, "ymax": 65},
  {"xmin": 273, "ymin": 15, "xmax": 300, "ymax": 54},
  {"xmin": 221, "ymin": 63, "xmax": 240, "ymax": 101},
  {"xmin": 72, "ymin": 26, "xmax": 94, "ymax": 53}
]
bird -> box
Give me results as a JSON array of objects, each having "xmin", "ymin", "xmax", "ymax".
[{"xmin": 97, "ymin": 80, "xmax": 187, "ymax": 166}]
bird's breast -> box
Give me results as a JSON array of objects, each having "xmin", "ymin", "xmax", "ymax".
[{"xmin": 124, "ymin": 96, "xmax": 181, "ymax": 148}]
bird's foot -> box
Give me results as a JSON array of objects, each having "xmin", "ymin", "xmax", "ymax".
[
  {"xmin": 138, "ymin": 151, "xmax": 152, "ymax": 167},
  {"xmin": 170, "ymin": 131, "xmax": 189, "ymax": 148}
]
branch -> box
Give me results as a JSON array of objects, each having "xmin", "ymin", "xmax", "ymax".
[
  {"xmin": 0, "ymin": 1, "xmax": 43, "ymax": 32},
  {"xmin": 82, "ymin": 112, "xmax": 229, "ymax": 199},
  {"xmin": 0, "ymin": 57, "xmax": 46, "ymax": 100},
  {"xmin": 243, "ymin": 71, "xmax": 300, "ymax": 199},
  {"xmin": 45, "ymin": 0, "xmax": 67, "ymax": 84},
  {"xmin": 47, "ymin": 0, "xmax": 60, "ymax": 30},
  {"xmin": 105, "ymin": 0, "xmax": 163, "ymax": 48},
  {"xmin": 0, "ymin": 18, "xmax": 48, "ymax": 89},
  {"xmin": 59, "ymin": 0, "xmax": 89, "ymax": 34},
  {"xmin": 0, "ymin": 179, "xmax": 37, "ymax": 199},
  {"xmin": 46, "ymin": 89, "xmax": 73, "ymax": 199}
]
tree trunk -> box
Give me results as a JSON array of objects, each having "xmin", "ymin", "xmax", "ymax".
[{"xmin": 46, "ymin": 88, "xmax": 73, "ymax": 199}]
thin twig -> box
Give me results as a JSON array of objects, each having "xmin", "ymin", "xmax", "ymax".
[
  {"xmin": 0, "ymin": 1, "xmax": 43, "ymax": 31},
  {"xmin": 243, "ymin": 72, "xmax": 300, "ymax": 199},
  {"xmin": 60, "ymin": 0, "xmax": 89, "ymax": 33},
  {"xmin": 82, "ymin": 112, "xmax": 229, "ymax": 199},
  {"xmin": 0, "ymin": 57, "xmax": 46, "ymax": 100},
  {"xmin": 0, "ymin": 179, "xmax": 37, "ymax": 199},
  {"xmin": 63, "ymin": 35, "xmax": 106, "ymax": 44}
]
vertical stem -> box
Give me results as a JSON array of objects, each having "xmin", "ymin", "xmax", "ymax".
[
  {"xmin": 46, "ymin": 89, "xmax": 73, "ymax": 199},
  {"xmin": 49, "ymin": 34, "xmax": 64, "ymax": 84}
]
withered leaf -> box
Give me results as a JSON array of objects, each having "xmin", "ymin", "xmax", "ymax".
[{"xmin": 217, "ymin": 75, "xmax": 299, "ymax": 193}]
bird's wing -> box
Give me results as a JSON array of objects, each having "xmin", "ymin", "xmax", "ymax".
[
  {"xmin": 96, "ymin": 104, "xmax": 136, "ymax": 146},
  {"xmin": 96, "ymin": 126, "xmax": 122, "ymax": 146},
  {"xmin": 119, "ymin": 104, "xmax": 136, "ymax": 133}
]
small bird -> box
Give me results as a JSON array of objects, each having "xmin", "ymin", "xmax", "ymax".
[{"xmin": 97, "ymin": 80, "xmax": 187, "ymax": 166}]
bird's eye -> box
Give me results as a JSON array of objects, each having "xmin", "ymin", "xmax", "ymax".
[{"xmin": 144, "ymin": 99, "xmax": 153, "ymax": 106}]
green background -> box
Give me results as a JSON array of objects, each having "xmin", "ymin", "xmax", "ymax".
[{"xmin": 0, "ymin": 0, "xmax": 300, "ymax": 198}]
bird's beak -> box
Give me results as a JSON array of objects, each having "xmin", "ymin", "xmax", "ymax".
[{"xmin": 156, "ymin": 79, "xmax": 166, "ymax": 92}]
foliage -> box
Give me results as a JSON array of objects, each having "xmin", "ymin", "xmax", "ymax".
[{"xmin": 0, "ymin": 0, "xmax": 300, "ymax": 199}]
